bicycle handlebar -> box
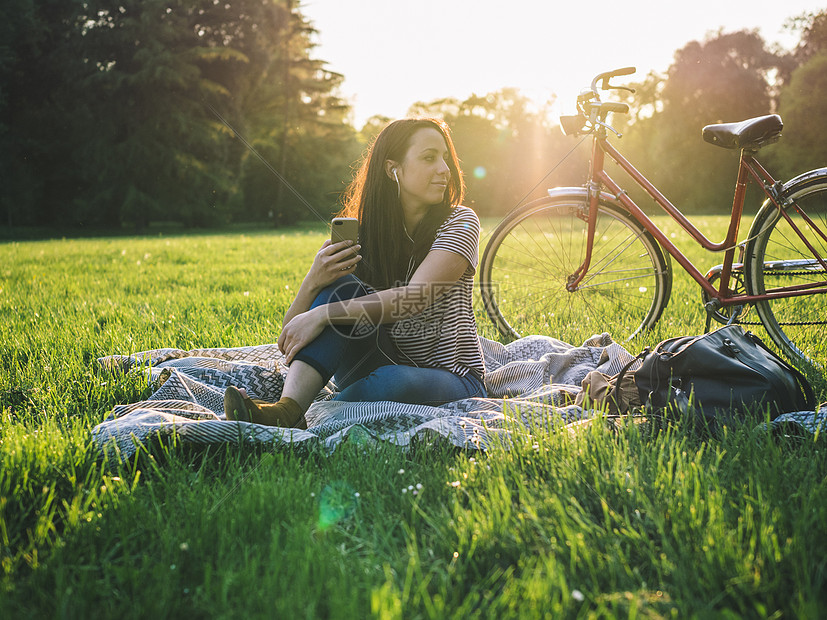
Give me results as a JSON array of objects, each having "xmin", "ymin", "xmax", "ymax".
[
  {"xmin": 560, "ymin": 68, "xmax": 637, "ymax": 136},
  {"xmin": 590, "ymin": 67, "xmax": 636, "ymax": 94}
]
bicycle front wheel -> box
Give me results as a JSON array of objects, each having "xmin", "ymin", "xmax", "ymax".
[
  {"xmin": 745, "ymin": 169, "xmax": 827, "ymax": 366},
  {"xmin": 480, "ymin": 195, "xmax": 672, "ymax": 345}
]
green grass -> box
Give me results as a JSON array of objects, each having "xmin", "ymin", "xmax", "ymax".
[{"xmin": 1, "ymin": 219, "xmax": 826, "ymax": 618}]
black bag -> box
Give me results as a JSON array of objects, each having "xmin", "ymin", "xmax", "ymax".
[{"xmin": 634, "ymin": 325, "xmax": 815, "ymax": 429}]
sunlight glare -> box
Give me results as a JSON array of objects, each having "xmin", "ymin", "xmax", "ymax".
[
  {"xmin": 302, "ymin": 0, "xmax": 825, "ymax": 126},
  {"xmin": 317, "ymin": 481, "xmax": 358, "ymax": 531}
]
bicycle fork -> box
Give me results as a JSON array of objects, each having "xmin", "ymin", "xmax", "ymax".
[
  {"xmin": 565, "ymin": 182, "xmax": 602, "ymax": 292},
  {"xmin": 566, "ymin": 137, "xmax": 607, "ymax": 292}
]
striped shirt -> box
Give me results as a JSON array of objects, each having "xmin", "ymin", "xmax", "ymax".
[{"xmin": 388, "ymin": 206, "xmax": 485, "ymax": 382}]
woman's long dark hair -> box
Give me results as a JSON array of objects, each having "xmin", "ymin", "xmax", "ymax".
[{"xmin": 337, "ymin": 118, "xmax": 465, "ymax": 290}]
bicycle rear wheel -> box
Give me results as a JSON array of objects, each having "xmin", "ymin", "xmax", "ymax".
[
  {"xmin": 745, "ymin": 169, "xmax": 827, "ymax": 367},
  {"xmin": 480, "ymin": 195, "xmax": 672, "ymax": 345}
]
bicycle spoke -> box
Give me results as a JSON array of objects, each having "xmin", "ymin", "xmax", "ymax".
[
  {"xmin": 747, "ymin": 177, "xmax": 827, "ymax": 366},
  {"xmin": 481, "ymin": 198, "xmax": 670, "ymax": 343}
]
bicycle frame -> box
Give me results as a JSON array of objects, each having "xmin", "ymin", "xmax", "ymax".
[{"xmin": 571, "ymin": 129, "xmax": 827, "ymax": 307}]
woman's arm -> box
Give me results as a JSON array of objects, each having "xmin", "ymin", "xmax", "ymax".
[
  {"xmin": 278, "ymin": 248, "xmax": 469, "ymax": 363},
  {"xmin": 282, "ymin": 239, "xmax": 361, "ymax": 329},
  {"xmin": 328, "ymin": 248, "xmax": 468, "ymax": 324}
]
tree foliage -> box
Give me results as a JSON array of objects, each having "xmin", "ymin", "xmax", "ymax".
[
  {"xmin": 765, "ymin": 10, "xmax": 827, "ymax": 179},
  {"xmin": 0, "ymin": 0, "xmax": 92, "ymax": 227},
  {"xmin": 616, "ymin": 30, "xmax": 782, "ymax": 214},
  {"xmin": 786, "ymin": 8, "xmax": 827, "ymax": 67},
  {"xmin": 772, "ymin": 52, "xmax": 827, "ymax": 179},
  {"xmin": 2, "ymin": 5, "xmax": 826, "ymax": 229},
  {"xmin": 599, "ymin": 13, "xmax": 827, "ymax": 216},
  {"xmin": 0, "ymin": 0, "xmax": 357, "ymax": 229}
]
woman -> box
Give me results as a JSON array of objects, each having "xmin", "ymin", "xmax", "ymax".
[{"xmin": 224, "ymin": 118, "xmax": 486, "ymax": 428}]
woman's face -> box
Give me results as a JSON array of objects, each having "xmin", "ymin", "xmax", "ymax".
[{"xmin": 393, "ymin": 127, "xmax": 451, "ymax": 211}]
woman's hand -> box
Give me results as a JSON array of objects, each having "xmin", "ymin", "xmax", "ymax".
[
  {"xmin": 278, "ymin": 307, "xmax": 327, "ymax": 364},
  {"xmin": 305, "ymin": 239, "xmax": 362, "ymax": 291}
]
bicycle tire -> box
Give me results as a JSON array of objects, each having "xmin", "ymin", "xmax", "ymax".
[
  {"xmin": 480, "ymin": 194, "xmax": 672, "ymax": 345},
  {"xmin": 745, "ymin": 168, "xmax": 827, "ymax": 367}
]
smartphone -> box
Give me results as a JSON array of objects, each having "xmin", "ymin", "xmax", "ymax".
[{"xmin": 331, "ymin": 217, "xmax": 359, "ymax": 247}]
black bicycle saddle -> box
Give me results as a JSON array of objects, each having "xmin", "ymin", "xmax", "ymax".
[{"xmin": 702, "ymin": 114, "xmax": 783, "ymax": 150}]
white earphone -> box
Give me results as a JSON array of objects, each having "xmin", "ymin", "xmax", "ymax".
[{"xmin": 393, "ymin": 168, "xmax": 399, "ymax": 182}]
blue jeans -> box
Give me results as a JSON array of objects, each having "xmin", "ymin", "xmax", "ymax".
[{"xmin": 293, "ymin": 275, "xmax": 486, "ymax": 405}]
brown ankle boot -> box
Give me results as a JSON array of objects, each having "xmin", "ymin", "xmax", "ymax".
[
  {"xmin": 255, "ymin": 397, "xmax": 308, "ymax": 429},
  {"xmin": 224, "ymin": 387, "xmax": 307, "ymax": 429},
  {"xmin": 224, "ymin": 386, "xmax": 253, "ymax": 422}
]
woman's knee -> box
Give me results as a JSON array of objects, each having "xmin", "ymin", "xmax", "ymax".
[{"xmin": 311, "ymin": 275, "xmax": 366, "ymax": 308}]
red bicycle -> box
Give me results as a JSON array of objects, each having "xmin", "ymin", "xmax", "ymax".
[{"xmin": 480, "ymin": 67, "xmax": 827, "ymax": 367}]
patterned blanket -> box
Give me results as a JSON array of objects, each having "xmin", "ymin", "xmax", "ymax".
[
  {"xmin": 91, "ymin": 333, "xmax": 826, "ymax": 461},
  {"xmin": 92, "ymin": 334, "xmax": 639, "ymax": 460}
]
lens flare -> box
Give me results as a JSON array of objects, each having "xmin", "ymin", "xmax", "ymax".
[
  {"xmin": 473, "ymin": 166, "xmax": 487, "ymax": 179},
  {"xmin": 317, "ymin": 481, "xmax": 358, "ymax": 530}
]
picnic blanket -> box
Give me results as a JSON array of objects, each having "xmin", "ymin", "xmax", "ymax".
[
  {"xmin": 92, "ymin": 333, "xmax": 636, "ymax": 460},
  {"xmin": 91, "ymin": 333, "xmax": 826, "ymax": 461}
]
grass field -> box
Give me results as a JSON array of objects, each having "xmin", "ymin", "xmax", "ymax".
[{"xmin": 1, "ymin": 217, "xmax": 826, "ymax": 618}]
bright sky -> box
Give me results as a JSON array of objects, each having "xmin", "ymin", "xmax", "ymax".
[{"xmin": 301, "ymin": 0, "xmax": 826, "ymax": 126}]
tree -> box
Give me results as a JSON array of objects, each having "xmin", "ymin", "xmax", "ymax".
[
  {"xmin": 771, "ymin": 52, "xmax": 827, "ymax": 179},
  {"xmin": 76, "ymin": 0, "xmax": 250, "ymax": 228},
  {"xmin": 620, "ymin": 30, "xmax": 782, "ymax": 213},
  {"xmin": 0, "ymin": 0, "xmax": 358, "ymax": 230},
  {"xmin": 0, "ymin": 0, "xmax": 92, "ymax": 227},
  {"xmin": 230, "ymin": 0, "xmax": 358, "ymax": 226},
  {"xmin": 785, "ymin": 8, "xmax": 827, "ymax": 68},
  {"xmin": 358, "ymin": 115, "xmax": 393, "ymax": 144},
  {"xmin": 766, "ymin": 9, "xmax": 827, "ymax": 180}
]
